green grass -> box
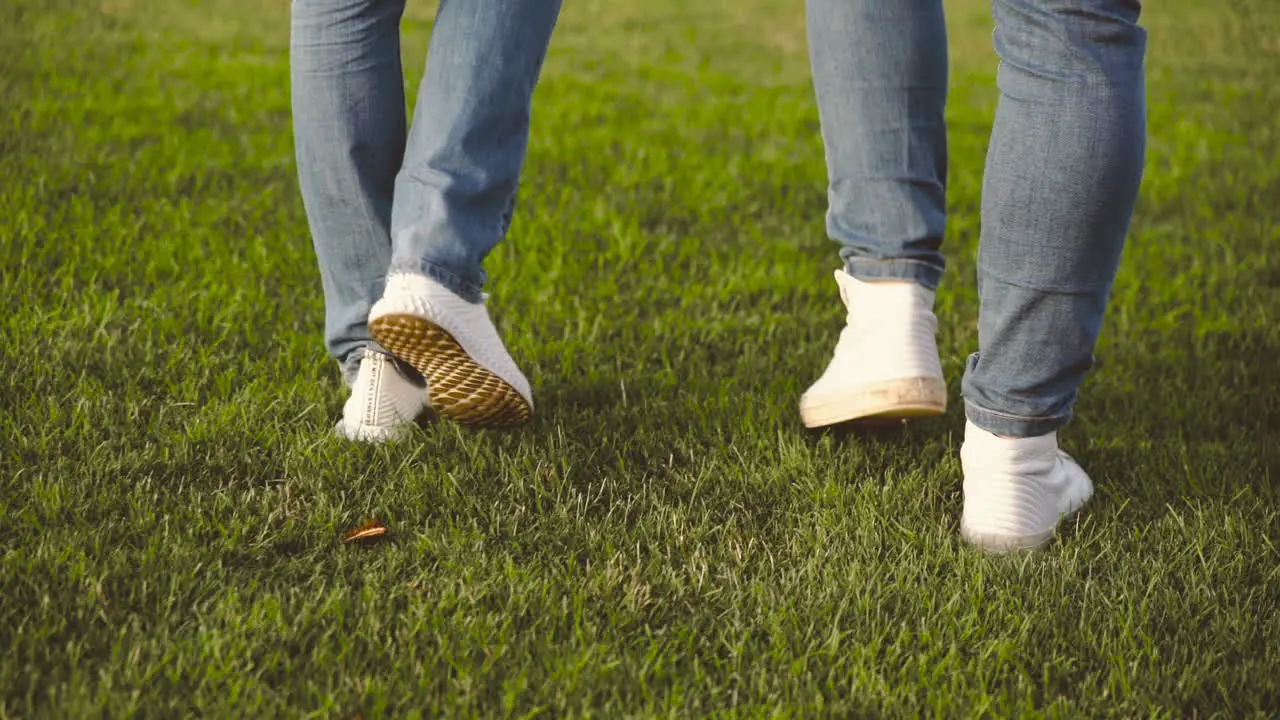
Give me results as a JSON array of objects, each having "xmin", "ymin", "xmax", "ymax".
[{"xmin": 2, "ymin": 0, "xmax": 1279, "ymax": 716}]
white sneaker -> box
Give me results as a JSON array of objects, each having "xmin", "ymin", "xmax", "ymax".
[
  {"xmin": 960, "ymin": 420, "xmax": 1094, "ymax": 552},
  {"xmin": 334, "ymin": 351, "xmax": 429, "ymax": 443},
  {"xmin": 799, "ymin": 269, "xmax": 947, "ymax": 427},
  {"xmin": 368, "ymin": 272, "xmax": 533, "ymax": 428}
]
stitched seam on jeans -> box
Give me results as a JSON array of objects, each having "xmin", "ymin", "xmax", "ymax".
[
  {"xmin": 846, "ymin": 258, "xmax": 941, "ymax": 270},
  {"xmin": 963, "ymin": 400, "xmax": 1069, "ymax": 423},
  {"xmin": 844, "ymin": 259, "xmax": 943, "ymax": 288}
]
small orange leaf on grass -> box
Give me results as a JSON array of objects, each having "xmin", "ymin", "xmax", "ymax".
[{"xmin": 343, "ymin": 519, "xmax": 387, "ymax": 543}]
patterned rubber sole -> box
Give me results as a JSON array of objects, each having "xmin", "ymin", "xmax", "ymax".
[{"xmin": 370, "ymin": 314, "xmax": 532, "ymax": 428}]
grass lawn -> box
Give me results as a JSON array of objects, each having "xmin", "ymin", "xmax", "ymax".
[{"xmin": 2, "ymin": 0, "xmax": 1278, "ymax": 716}]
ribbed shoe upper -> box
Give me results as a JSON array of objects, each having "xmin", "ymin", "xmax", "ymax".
[
  {"xmin": 335, "ymin": 351, "xmax": 429, "ymax": 442},
  {"xmin": 804, "ymin": 270, "xmax": 944, "ymax": 399},
  {"xmin": 960, "ymin": 421, "xmax": 1093, "ymax": 550}
]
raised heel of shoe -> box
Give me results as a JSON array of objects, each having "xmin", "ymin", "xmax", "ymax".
[{"xmin": 370, "ymin": 314, "xmax": 532, "ymax": 428}]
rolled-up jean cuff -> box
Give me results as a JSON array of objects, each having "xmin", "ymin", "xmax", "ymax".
[
  {"xmin": 963, "ymin": 400, "xmax": 1072, "ymax": 439},
  {"xmin": 389, "ymin": 258, "xmax": 485, "ymax": 304},
  {"xmin": 843, "ymin": 257, "xmax": 942, "ymax": 291}
]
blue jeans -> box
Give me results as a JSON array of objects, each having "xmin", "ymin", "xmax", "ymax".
[
  {"xmin": 807, "ymin": 0, "xmax": 1147, "ymax": 437},
  {"xmin": 290, "ymin": 0, "xmax": 562, "ymax": 383}
]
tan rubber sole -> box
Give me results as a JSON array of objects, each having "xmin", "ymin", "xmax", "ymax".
[
  {"xmin": 800, "ymin": 377, "xmax": 947, "ymax": 428},
  {"xmin": 370, "ymin": 313, "xmax": 532, "ymax": 428},
  {"xmin": 960, "ymin": 525, "xmax": 1055, "ymax": 553}
]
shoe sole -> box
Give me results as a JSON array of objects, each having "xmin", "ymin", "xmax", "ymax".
[
  {"xmin": 333, "ymin": 419, "xmax": 413, "ymax": 444},
  {"xmin": 369, "ymin": 314, "xmax": 532, "ymax": 428},
  {"xmin": 959, "ymin": 527, "xmax": 1055, "ymax": 553},
  {"xmin": 799, "ymin": 377, "xmax": 947, "ymax": 428}
]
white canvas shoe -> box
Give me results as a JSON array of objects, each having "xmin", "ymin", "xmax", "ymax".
[
  {"xmin": 368, "ymin": 272, "xmax": 533, "ymax": 428},
  {"xmin": 960, "ymin": 420, "xmax": 1094, "ymax": 552},
  {"xmin": 799, "ymin": 269, "xmax": 947, "ymax": 427},
  {"xmin": 334, "ymin": 351, "xmax": 429, "ymax": 443}
]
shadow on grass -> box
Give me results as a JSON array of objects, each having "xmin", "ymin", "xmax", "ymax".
[
  {"xmin": 1076, "ymin": 325, "xmax": 1280, "ymax": 511},
  {"xmin": 803, "ymin": 412, "xmax": 963, "ymax": 447}
]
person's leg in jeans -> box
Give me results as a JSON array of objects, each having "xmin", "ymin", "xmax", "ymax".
[
  {"xmin": 800, "ymin": 0, "xmax": 950, "ymax": 428},
  {"xmin": 291, "ymin": 0, "xmax": 562, "ymax": 439},
  {"xmin": 291, "ymin": 0, "xmax": 428, "ymax": 441},
  {"xmin": 369, "ymin": 0, "xmax": 562, "ymax": 429},
  {"xmin": 804, "ymin": 0, "xmax": 1146, "ymax": 550},
  {"xmin": 959, "ymin": 0, "xmax": 1146, "ymax": 550},
  {"xmin": 291, "ymin": 0, "xmax": 408, "ymax": 385}
]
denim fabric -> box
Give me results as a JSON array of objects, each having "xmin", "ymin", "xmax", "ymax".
[
  {"xmin": 807, "ymin": 0, "xmax": 1147, "ymax": 437},
  {"xmin": 290, "ymin": 0, "xmax": 561, "ymax": 379}
]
